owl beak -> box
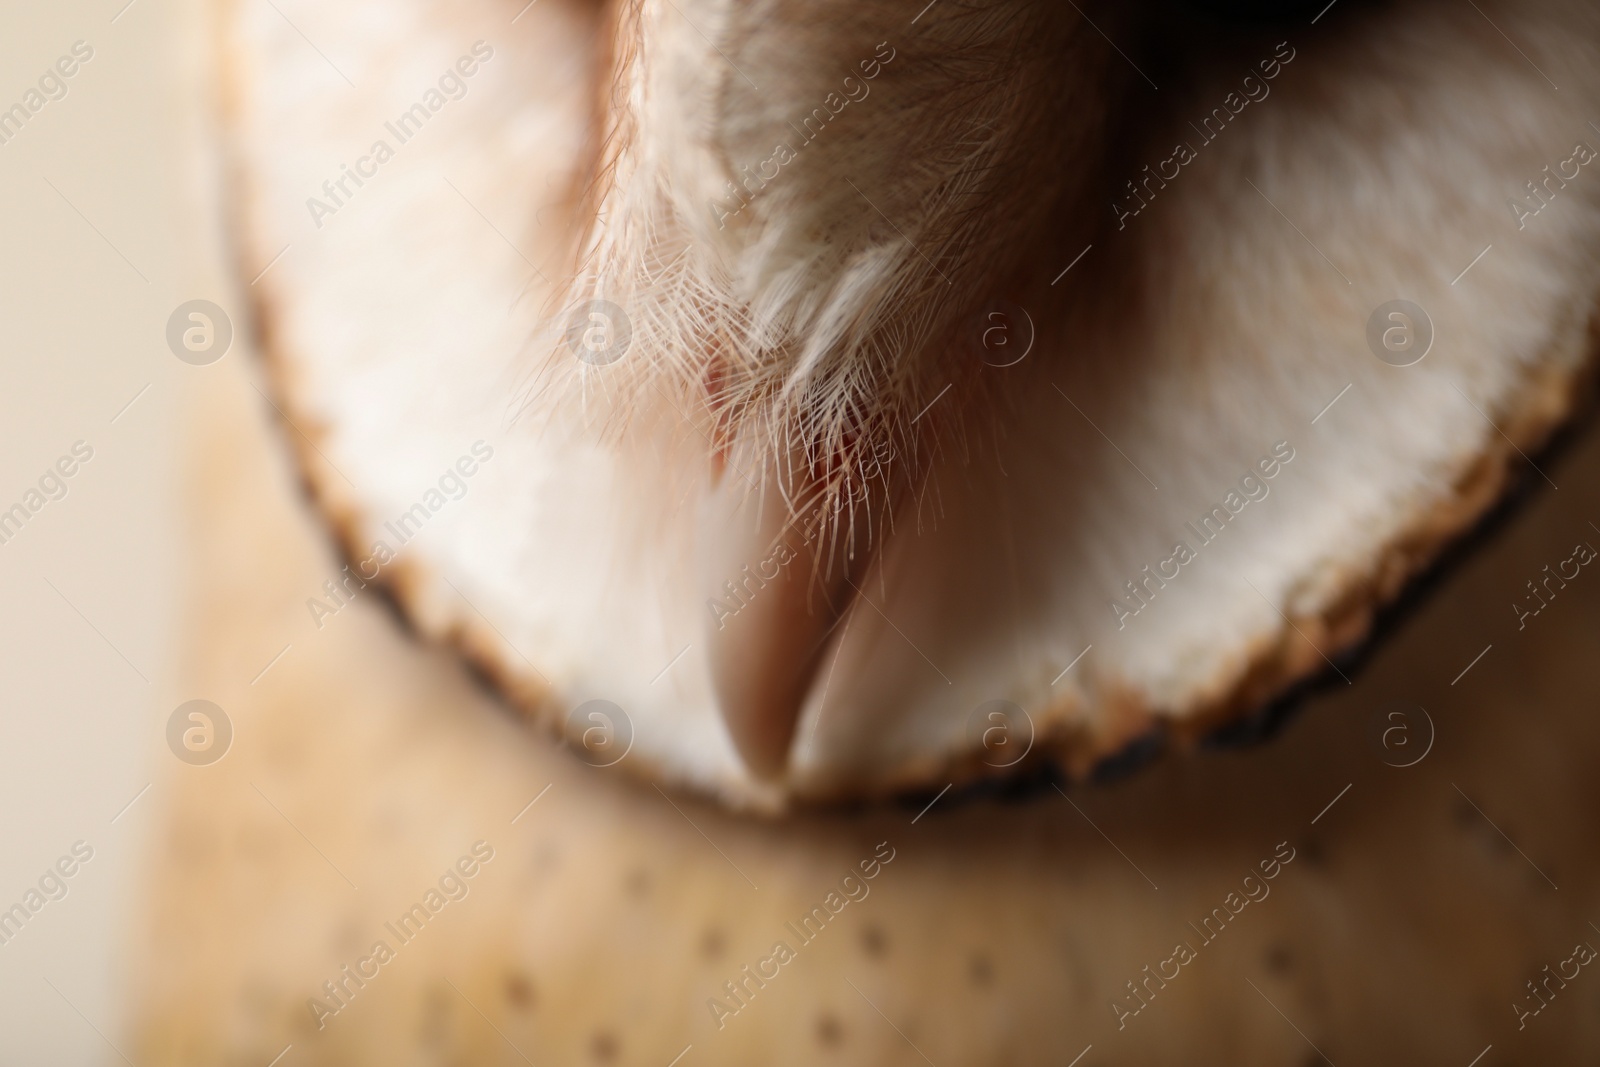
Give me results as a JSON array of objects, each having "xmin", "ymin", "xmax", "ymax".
[{"xmin": 699, "ymin": 444, "xmax": 876, "ymax": 779}]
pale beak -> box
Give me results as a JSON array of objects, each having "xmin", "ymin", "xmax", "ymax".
[{"xmin": 698, "ymin": 443, "xmax": 878, "ymax": 778}]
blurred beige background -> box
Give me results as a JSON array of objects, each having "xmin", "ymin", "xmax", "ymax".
[{"xmin": 0, "ymin": 0, "xmax": 212, "ymax": 1061}]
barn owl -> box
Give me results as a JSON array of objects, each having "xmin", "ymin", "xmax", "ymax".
[{"xmin": 224, "ymin": 0, "xmax": 1600, "ymax": 809}]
